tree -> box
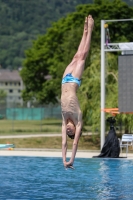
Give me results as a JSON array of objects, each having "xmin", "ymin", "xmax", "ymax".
[
  {"xmin": 0, "ymin": 0, "xmax": 92, "ymax": 68},
  {"xmin": 0, "ymin": 89, "xmax": 7, "ymax": 107},
  {"xmin": 0, "ymin": 89, "xmax": 6, "ymax": 98}
]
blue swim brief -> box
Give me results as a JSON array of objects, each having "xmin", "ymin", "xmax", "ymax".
[{"xmin": 62, "ymin": 73, "xmax": 81, "ymax": 87}]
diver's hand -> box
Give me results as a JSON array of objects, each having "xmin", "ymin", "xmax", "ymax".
[{"xmin": 63, "ymin": 161, "xmax": 74, "ymax": 169}]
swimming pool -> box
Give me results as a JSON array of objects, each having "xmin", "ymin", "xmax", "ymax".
[{"xmin": 0, "ymin": 157, "xmax": 133, "ymax": 200}]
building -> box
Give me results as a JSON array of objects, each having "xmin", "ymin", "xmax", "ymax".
[{"xmin": 0, "ymin": 69, "xmax": 24, "ymax": 107}]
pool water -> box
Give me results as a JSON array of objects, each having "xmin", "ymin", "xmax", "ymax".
[{"xmin": 0, "ymin": 156, "xmax": 133, "ymax": 200}]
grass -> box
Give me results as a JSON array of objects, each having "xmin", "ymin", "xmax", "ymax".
[
  {"xmin": 0, "ymin": 119, "xmax": 98, "ymax": 150},
  {"xmin": 0, "ymin": 119, "xmax": 92, "ymax": 135},
  {"xmin": 0, "ymin": 135, "xmax": 100, "ymax": 150},
  {"xmin": 1, "ymin": 119, "xmax": 129, "ymax": 152},
  {"xmin": 0, "ymin": 119, "xmax": 62, "ymax": 134}
]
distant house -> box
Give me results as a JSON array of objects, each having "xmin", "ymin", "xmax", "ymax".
[{"xmin": 0, "ymin": 69, "xmax": 24, "ymax": 106}]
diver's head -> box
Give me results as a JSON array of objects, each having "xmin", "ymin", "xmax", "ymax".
[{"xmin": 66, "ymin": 119, "xmax": 76, "ymax": 139}]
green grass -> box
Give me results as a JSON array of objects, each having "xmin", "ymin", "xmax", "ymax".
[
  {"xmin": 0, "ymin": 135, "xmax": 100, "ymax": 150},
  {"xmin": 0, "ymin": 119, "xmax": 92, "ymax": 135},
  {"xmin": 0, "ymin": 119, "xmax": 62, "ymax": 134},
  {"xmin": 0, "ymin": 119, "xmax": 96, "ymax": 150}
]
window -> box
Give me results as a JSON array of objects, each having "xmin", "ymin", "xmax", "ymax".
[{"xmin": 9, "ymin": 89, "xmax": 13, "ymax": 93}]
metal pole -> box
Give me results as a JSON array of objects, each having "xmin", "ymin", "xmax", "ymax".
[
  {"xmin": 101, "ymin": 20, "xmax": 105, "ymax": 149},
  {"xmin": 105, "ymin": 18, "xmax": 133, "ymax": 22}
]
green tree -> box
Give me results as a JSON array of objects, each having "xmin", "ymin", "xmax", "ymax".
[
  {"xmin": 0, "ymin": 0, "xmax": 92, "ymax": 68},
  {"xmin": 0, "ymin": 89, "xmax": 7, "ymax": 107},
  {"xmin": 0, "ymin": 89, "xmax": 6, "ymax": 98}
]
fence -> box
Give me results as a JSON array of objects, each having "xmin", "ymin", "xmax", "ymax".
[
  {"xmin": 0, "ymin": 97, "xmax": 62, "ymax": 120},
  {"xmin": 0, "ymin": 98, "xmax": 62, "ymax": 133},
  {"xmin": 6, "ymin": 106, "xmax": 61, "ymax": 120}
]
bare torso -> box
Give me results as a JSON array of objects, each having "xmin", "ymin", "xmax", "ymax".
[{"xmin": 61, "ymin": 83, "xmax": 82, "ymax": 125}]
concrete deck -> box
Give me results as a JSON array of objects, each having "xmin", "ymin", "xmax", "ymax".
[{"xmin": 0, "ymin": 149, "xmax": 133, "ymax": 159}]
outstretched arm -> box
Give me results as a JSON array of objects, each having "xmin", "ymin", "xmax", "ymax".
[
  {"xmin": 65, "ymin": 115, "xmax": 83, "ymax": 168},
  {"xmin": 62, "ymin": 120, "xmax": 67, "ymax": 166},
  {"xmin": 70, "ymin": 123, "xmax": 82, "ymax": 164}
]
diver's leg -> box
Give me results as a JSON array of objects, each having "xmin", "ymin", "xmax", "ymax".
[
  {"xmin": 83, "ymin": 15, "xmax": 94, "ymax": 59},
  {"xmin": 73, "ymin": 15, "xmax": 93, "ymax": 60},
  {"xmin": 62, "ymin": 17, "xmax": 88, "ymax": 77},
  {"xmin": 72, "ymin": 15, "xmax": 94, "ymax": 79},
  {"xmin": 62, "ymin": 15, "xmax": 94, "ymax": 78},
  {"xmin": 76, "ymin": 16, "xmax": 88, "ymax": 54}
]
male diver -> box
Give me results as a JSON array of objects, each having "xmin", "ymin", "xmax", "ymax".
[{"xmin": 61, "ymin": 15, "xmax": 94, "ymax": 168}]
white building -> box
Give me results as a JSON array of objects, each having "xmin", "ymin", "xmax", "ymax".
[{"xmin": 0, "ymin": 69, "xmax": 24, "ymax": 106}]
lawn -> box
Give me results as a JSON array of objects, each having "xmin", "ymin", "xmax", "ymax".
[
  {"xmin": 0, "ymin": 119, "xmax": 62, "ymax": 134},
  {"xmin": 0, "ymin": 119, "xmax": 99, "ymax": 150},
  {"xmin": 0, "ymin": 135, "xmax": 100, "ymax": 150},
  {"xmin": 0, "ymin": 119, "xmax": 92, "ymax": 135}
]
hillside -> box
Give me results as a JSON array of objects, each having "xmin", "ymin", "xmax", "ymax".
[
  {"xmin": 0, "ymin": 0, "xmax": 132, "ymax": 69},
  {"xmin": 0, "ymin": 0, "xmax": 92, "ymax": 68}
]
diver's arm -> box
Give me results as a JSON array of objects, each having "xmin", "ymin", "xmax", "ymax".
[
  {"xmin": 62, "ymin": 120, "xmax": 67, "ymax": 165},
  {"xmin": 65, "ymin": 122, "xmax": 82, "ymax": 169},
  {"xmin": 69, "ymin": 123, "xmax": 82, "ymax": 165},
  {"xmin": 66, "ymin": 112, "xmax": 83, "ymax": 168}
]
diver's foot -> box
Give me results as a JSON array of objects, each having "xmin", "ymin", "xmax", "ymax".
[
  {"xmin": 84, "ymin": 16, "xmax": 88, "ymax": 34},
  {"xmin": 88, "ymin": 15, "xmax": 94, "ymax": 30}
]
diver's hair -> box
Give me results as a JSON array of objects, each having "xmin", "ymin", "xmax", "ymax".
[
  {"xmin": 68, "ymin": 134, "xmax": 75, "ymax": 140},
  {"xmin": 67, "ymin": 130, "xmax": 82, "ymax": 140}
]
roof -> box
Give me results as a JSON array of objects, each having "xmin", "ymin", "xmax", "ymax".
[{"xmin": 0, "ymin": 69, "xmax": 22, "ymax": 82}]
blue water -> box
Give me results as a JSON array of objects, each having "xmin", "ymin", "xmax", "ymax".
[{"xmin": 0, "ymin": 157, "xmax": 133, "ymax": 200}]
